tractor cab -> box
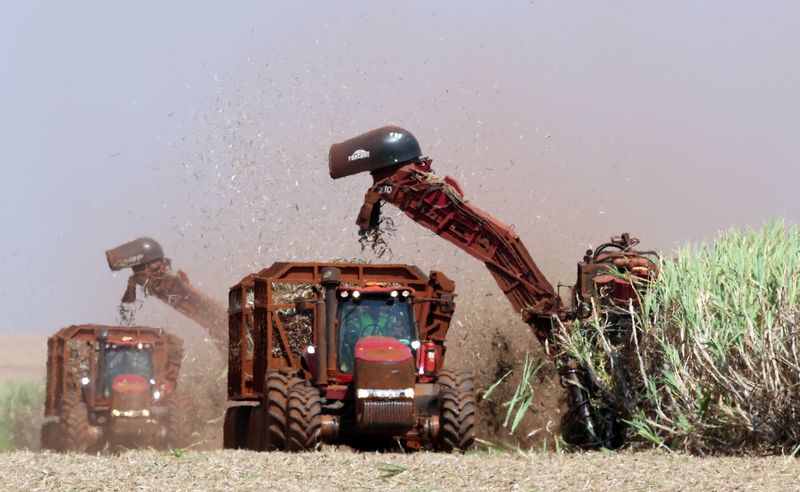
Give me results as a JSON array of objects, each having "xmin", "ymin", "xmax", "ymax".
[
  {"xmin": 92, "ymin": 333, "xmax": 162, "ymax": 439},
  {"xmin": 335, "ymin": 286, "xmax": 416, "ymax": 373},
  {"xmin": 97, "ymin": 335, "xmax": 155, "ymax": 398},
  {"xmin": 102, "ymin": 340, "xmax": 154, "ymax": 394}
]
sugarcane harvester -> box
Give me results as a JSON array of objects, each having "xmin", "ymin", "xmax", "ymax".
[
  {"xmin": 329, "ymin": 126, "xmax": 659, "ymax": 445},
  {"xmin": 105, "ymin": 238, "xmax": 228, "ymax": 354}
]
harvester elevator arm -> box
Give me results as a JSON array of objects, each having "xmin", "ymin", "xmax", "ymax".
[
  {"xmin": 357, "ymin": 160, "xmax": 562, "ymax": 344},
  {"xmin": 106, "ymin": 238, "xmax": 228, "ymax": 353}
]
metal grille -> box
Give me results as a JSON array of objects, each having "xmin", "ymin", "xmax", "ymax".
[{"xmin": 360, "ymin": 398, "xmax": 414, "ymax": 431}]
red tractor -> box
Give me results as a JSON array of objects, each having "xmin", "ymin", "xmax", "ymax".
[
  {"xmin": 40, "ymin": 325, "xmax": 191, "ymax": 452},
  {"xmin": 224, "ymin": 262, "xmax": 475, "ymax": 451},
  {"xmin": 330, "ymin": 126, "xmax": 659, "ymax": 447}
]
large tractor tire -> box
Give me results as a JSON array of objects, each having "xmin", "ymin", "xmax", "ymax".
[
  {"xmin": 246, "ymin": 404, "xmax": 263, "ymax": 451},
  {"xmin": 223, "ymin": 406, "xmax": 251, "ymax": 449},
  {"xmin": 437, "ymin": 370, "xmax": 477, "ymax": 452},
  {"xmin": 59, "ymin": 390, "xmax": 98, "ymax": 453},
  {"xmin": 437, "ymin": 369, "xmax": 475, "ymax": 394},
  {"xmin": 286, "ymin": 385, "xmax": 322, "ymax": 452},
  {"xmin": 261, "ymin": 368, "xmax": 303, "ymax": 451},
  {"xmin": 166, "ymin": 391, "xmax": 193, "ymax": 449},
  {"xmin": 40, "ymin": 421, "xmax": 62, "ymax": 451}
]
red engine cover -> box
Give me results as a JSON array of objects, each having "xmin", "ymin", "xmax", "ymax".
[
  {"xmin": 355, "ymin": 336, "xmax": 413, "ymax": 363},
  {"xmin": 111, "ymin": 374, "xmax": 149, "ymax": 394}
]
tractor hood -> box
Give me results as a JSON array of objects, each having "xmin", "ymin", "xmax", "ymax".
[
  {"xmin": 110, "ymin": 374, "xmax": 152, "ymax": 417},
  {"xmin": 353, "ymin": 336, "xmax": 415, "ymax": 391},
  {"xmin": 329, "ymin": 126, "xmax": 421, "ymax": 179},
  {"xmin": 354, "ymin": 336, "xmax": 413, "ymax": 363},
  {"xmin": 111, "ymin": 374, "xmax": 150, "ymax": 394}
]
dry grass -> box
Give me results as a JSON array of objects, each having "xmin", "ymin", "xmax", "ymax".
[{"xmin": 1, "ymin": 448, "xmax": 798, "ymax": 491}]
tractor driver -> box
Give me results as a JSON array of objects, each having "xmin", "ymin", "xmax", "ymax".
[
  {"xmin": 356, "ymin": 301, "xmax": 409, "ymax": 340},
  {"xmin": 339, "ymin": 299, "xmax": 409, "ymax": 372}
]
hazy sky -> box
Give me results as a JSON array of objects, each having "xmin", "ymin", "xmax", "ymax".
[{"xmin": 1, "ymin": 1, "xmax": 798, "ymax": 334}]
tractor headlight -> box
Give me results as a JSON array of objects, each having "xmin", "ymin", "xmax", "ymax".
[
  {"xmin": 356, "ymin": 388, "xmax": 414, "ymax": 399},
  {"xmin": 401, "ymin": 290, "xmax": 410, "ymax": 298},
  {"xmin": 352, "ymin": 290, "xmax": 361, "ymax": 299},
  {"xmin": 390, "ymin": 290, "xmax": 399, "ymax": 298},
  {"xmin": 410, "ymin": 340, "xmax": 421, "ymax": 350}
]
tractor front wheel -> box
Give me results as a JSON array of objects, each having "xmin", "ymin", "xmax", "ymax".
[
  {"xmin": 437, "ymin": 370, "xmax": 477, "ymax": 452},
  {"xmin": 166, "ymin": 392, "xmax": 193, "ymax": 449},
  {"xmin": 286, "ymin": 385, "xmax": 322, "ymax": 452},
  {"xmin": 60, "ymin": 390, "xmax": 98, "ymax": 453},
  {"xmin": 262, "ymin": 368, "xmax": 303, "ymax": 451}
]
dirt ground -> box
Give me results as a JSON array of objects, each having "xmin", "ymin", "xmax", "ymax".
[{"xmin": 2, "ymin": 448, "xmax": 799, "ymax": 491}]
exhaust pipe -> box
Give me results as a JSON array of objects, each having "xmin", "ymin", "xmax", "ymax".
[
  {"xmin": 98, "ymin": 330, "xmax": 109, "ymax": 399},
  {"xmin": 320, "ymin": 267, "xmax": 341, "ymax": 382}
]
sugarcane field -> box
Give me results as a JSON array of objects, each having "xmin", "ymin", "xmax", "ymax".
[{"xmin": 2, "ymin": 2, "xmax": 800, "ymax": 491}]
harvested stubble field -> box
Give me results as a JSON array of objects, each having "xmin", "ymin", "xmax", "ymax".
[{"xmin": 1, "ymin": 448, "xmax": 799, "ymax": 491}]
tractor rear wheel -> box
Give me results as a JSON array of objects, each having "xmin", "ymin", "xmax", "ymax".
[
  {"xmin": 223, "ymin": 406, "xmax": 251, "ymax": 449},
  {"xmin": 60, "ymin": 390, "xmax": 97, "ymax": 453},
  {"xmin": 166, "ymin": 392, "xmax": 193, "ymax": 449},
  {"xmin": 437, "ymin": 370, "xmax": 476, "ymax": 452},
  {"xmin": 286, "ymin": 385, "xmax": 322, "ymax": 452},
  {"xmin": 262, "ymin": 368, "xmax": 303, "ymax": 451}
]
